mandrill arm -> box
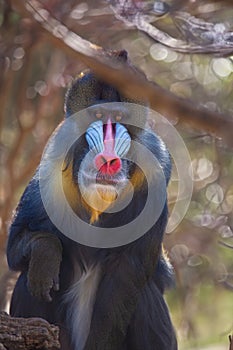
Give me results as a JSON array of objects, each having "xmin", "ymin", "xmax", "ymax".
[{"xmin": 7, "ymin": 229, "xmax": 62, "ymax": 302}]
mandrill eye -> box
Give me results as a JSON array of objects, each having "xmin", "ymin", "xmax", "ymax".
[{"xmin": 115, "ymin": 114, "xmax": 122, "ymax": 122}]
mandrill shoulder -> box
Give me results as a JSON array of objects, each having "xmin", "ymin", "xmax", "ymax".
[{"xmin": 9, "ymin": 172, "xmax": 56, "ymax": 239}]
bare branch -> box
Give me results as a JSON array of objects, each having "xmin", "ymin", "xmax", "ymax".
[
  {"xmin": 110, "ymin": 1, "xmax": 233, "ymax": 55},
  {"xmin": 9, "ymin": 0, "xmax": 233, "ymax": 148},
  {"xmin": 218, "ymin": 240, "xmax": 233, "ymax": 249}
]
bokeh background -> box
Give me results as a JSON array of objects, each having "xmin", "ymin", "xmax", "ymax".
[{"xmin": 0, "ymin": 1, "xmax": 233, "ymax": 349}]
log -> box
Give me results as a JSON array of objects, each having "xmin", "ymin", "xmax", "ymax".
[{"xmin": 0, "ymin": 312, "xmax": 60, "ymax": 350}]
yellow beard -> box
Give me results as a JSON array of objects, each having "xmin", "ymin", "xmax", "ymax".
[
  {"xmin": 82, "ymin": 184, "xmax": 118, "ymax": 224},
  {"xmin": 62, "ymin": 162, "xmax": 145, "ymax": 225},
  {"xmin": 62, "ymin": 165, "xmax": 118, "ymax": 224}
]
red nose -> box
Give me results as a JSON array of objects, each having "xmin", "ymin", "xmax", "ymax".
[{"xmin": 95, "ymin": 153, "xmax": 122, "ymax": 175}]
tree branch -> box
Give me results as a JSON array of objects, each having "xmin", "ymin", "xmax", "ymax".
[
  {"xmin": 110, "ymin": 1, "xmax": 233, "ymax": 55},
  {"xmin": 10, "ymin": 0, "xmax": 233, "ymax": 148}
]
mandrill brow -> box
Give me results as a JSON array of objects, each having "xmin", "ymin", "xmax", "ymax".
[{"xmin": 7, "ymin": 68, "xmax": 177, "ymax": 350}]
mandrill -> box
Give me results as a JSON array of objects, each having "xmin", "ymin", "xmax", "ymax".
[{"xmin": 7, "ymin": 67, "xmax": 177, "ymax": 350}]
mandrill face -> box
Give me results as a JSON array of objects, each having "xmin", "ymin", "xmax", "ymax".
[{"xmin": 63, "ymin": 104, "xmax": 140, "ymax": 224}]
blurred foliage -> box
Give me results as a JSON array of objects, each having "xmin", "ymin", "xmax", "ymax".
[{"xmin": 0, "ymin": 1, "xmax": 233, "ymax": 349}]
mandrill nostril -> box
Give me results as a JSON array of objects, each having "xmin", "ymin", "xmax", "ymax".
[
  {"xmin": 110, "ymin": 159, "xmax": 116, "ymax": 166},
  {"xmin": 95, "ymin": 154, "xmax": 122, "ymax": 175}
]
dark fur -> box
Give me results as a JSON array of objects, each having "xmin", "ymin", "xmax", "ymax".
[{"xmin": 7, "ymin": 71, "xmax": 177, "ymax": 350}]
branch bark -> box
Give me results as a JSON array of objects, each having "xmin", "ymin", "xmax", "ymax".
[{"xmin": 10, "ymin": 0, "xmax": 233, "ymax": 148}]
